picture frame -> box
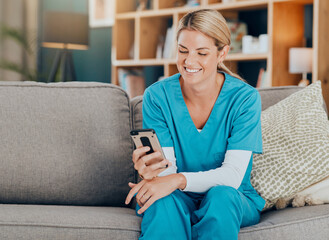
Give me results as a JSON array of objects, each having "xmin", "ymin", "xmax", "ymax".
[{"xmin": 89, "ymin": 0, "xmax": 115, "ymax": 28}]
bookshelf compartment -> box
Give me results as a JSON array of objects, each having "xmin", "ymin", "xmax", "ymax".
[
  {"xmin": 166, "ymin": 63, "xmax": 179, "ymax": 76},
  {"xmin": 158, "ymin": 0, "xmax": 187, "ymax": 9},
  {"xmin": 208, "ymin": 0, "xmax": 221, "ymax": 4},
  {"xmin": 115, "ymin": 19, "xmax": 135, "ymax": 60},
  {"xmin": 140, "ymin": 15, "xmax": 174, "ymax": 59},
  {"xmin": 116, "ymin": 0, "xmax": 136, "ymax": 13},
  {"xmin": 272, "ymin": 1, "xmax": 305, "ymax": 86}
]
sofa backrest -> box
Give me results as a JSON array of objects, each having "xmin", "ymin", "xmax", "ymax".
[
  {"xmin": 258, "ymin": 86, "xmax": 304, "ymax": 110},
  {"xmin": 130, "ymin": 85, "xmax": 305, "ymax": 131},
  {"xmin": 0, "ymin": 81, "xmax": 135, "ymax": 207}
]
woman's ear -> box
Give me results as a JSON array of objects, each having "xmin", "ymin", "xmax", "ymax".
[{"xmin": 218, "ymin": 45, "xmax": 230, "ymax": 63}]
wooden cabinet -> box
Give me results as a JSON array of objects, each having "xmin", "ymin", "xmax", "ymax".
[{"xmin": 112, "ymin": 0, "xmax": 328, "ymax": 108}]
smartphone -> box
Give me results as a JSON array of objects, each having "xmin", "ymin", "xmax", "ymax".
[{"xmin": 130, "ymin": 128, "xmax": 166, "ymax": 161}]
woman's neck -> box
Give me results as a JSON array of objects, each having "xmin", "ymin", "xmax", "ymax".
[{"xmin": 180, "ymin": 72, "xmax": 225, "ymax": 107}]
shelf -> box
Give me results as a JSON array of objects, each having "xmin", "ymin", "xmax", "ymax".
[
  {"xmin": 114, "ymin": 59, "xmax": 176, "ymax": 67},
  {"xmin": 207, "ymin": 0, "xmax": 268, "ymax": 11},
  {"xmin": 273, "ymin": 0, "xmax": 313, "ymax": 4},
  {"xmin": 113, "ymin": 52, "xmax": 268, "ymax": 67},
  {"xmin": 226, "ymin": 53, "xmax": 269, "ymax": 61},
  {"xmin": 115, "ymin": 0, "xmax": 313, "ymax": 19},
  {"xmin": 116, "ymin": 0, "xmax": 269, "ymax": 20}
]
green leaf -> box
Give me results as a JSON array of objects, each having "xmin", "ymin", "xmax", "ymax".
[
  {"xmin": 0, "ymin": 60, "xmax": 37, "ymax": 81},
  {"xmin": 0, "ymin": 23, "xmax": 32, "ymax": 54}
]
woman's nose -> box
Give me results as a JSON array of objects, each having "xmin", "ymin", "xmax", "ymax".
[{"xmin": 184, "ymin": 54, "xmax": 197, "ymax": 65}]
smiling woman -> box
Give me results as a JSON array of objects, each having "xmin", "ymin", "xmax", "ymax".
[{"xmin": 126, "ymin": 9, "xmax": 264, "ymax": 240}]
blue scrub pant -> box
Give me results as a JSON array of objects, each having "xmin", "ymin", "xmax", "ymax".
[{"xmin": 137, "ymin": 185, "xmax": 260, "ymax": 240}]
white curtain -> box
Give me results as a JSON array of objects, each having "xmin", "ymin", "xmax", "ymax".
[{"xmin": 0, "ymin": 0, "xmax": 38, "ymax": 81}]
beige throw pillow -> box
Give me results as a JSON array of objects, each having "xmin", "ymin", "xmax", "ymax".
[{"xmin": 251, "ymin": 81, "xmax": 329, "ymax": 210}]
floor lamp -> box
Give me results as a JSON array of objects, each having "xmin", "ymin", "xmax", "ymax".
[{"xmin": 42, "ymin": 12, "xmax": 89, "ymax": 82}]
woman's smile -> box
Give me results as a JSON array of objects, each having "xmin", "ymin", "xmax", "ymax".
[{"xmin": 184, "ymin": 67, "xmax": 202, "ymax": 73}]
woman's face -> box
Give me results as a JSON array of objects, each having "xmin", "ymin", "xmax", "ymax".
[{"xmin": 176, "ymin": 29, "xmax": 221, "ymax": 86}]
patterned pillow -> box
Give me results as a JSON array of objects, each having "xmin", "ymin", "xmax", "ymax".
[{"xmin": 251, "ymin": 81, "xmax": 329, "ymax": 210}]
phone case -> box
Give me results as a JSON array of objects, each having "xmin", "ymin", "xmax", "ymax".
[{"xmin": 130, "ymin": 129, "xmax": 165, "ymax": 159}]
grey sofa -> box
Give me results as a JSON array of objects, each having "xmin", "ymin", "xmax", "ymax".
[{"xmin": 0, "ymin": 81, "xmax": 328, "ymax": 240}]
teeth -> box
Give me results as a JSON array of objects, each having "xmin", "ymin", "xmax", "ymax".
[{"xmin": 185, "ymin": 68, "xmax": 200, "ymax": 73}]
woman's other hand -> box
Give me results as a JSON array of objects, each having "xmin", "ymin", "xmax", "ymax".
[
  {"xmin": 132, "ymin": 146, "xmax": 171, "ymax": 180},
  {"xmin": 125, "ymin": 174, "xmax": 187, "ymax": 214}
]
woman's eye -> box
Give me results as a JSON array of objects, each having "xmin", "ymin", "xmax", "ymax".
[
  {"xmin": 179, "ymin": 49, "xmax": 188, "ymax": 54},
  {"xmin": 199, "ymin": 53, "xmax": 207, "ymax": 56}
]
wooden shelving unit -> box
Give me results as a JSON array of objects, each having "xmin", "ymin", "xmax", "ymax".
[{"xmin": 112, "ymin": 0, "xmax": 329, "ymax": 109}]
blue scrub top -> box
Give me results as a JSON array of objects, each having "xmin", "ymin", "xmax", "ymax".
[{"xmin": 142, "ymin": 72, "xmax": 265, "ymax": 211}]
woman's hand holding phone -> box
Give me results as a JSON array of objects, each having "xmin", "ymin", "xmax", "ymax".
[{"xmin": 132, "ymin": 146, "xmax": 171, "ymax": 180}]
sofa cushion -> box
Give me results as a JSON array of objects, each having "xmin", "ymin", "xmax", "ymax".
[
  {"xmin": 0, "ymin": 81, "xmax": 134, "ymax": 206},
  {"xmin": 0, "ymin": 204, "xmax": 141, "ymax": 240},
  {"xmin": 239, "ymin": 204, "xmax": 329, "ymax": 240},
  {"xmin": 251, "ymin": 81, "xmax": 329, "ymax": 209},
  {"xmin": 1, "ymin": 203, "xmax": 328, "ymax": 240}
]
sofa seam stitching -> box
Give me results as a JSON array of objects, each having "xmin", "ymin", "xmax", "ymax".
[
  {"xmin": 0, "ymin": 222, "xmax": 141, "ymax": 232},
  {"xmin": 240, "ymin": 213, "xmax": 329, "ymax": 233}
]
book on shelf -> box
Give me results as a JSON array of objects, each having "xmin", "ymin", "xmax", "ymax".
[
  {"xmin": 118, "ymin": 68, "xmax": 145, "ymax": 98},
  {"xmin": 256, "ymin": 68, "xmax": 264, "ymax": 88},
  {"xmin": 162, "ymin": 26, "xmax": 175, "ymax": 59},
  {"xmin": 256, "ymin": 68, "xmax": 271, "ymax": 88},
  {"xmin": 156, "ymin": 35, "xmax": 165, "ymax": 59}
]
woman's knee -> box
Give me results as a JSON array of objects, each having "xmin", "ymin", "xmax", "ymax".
[
  {"xmin": 202, "ymin": 185, "xmax": 243, "ymax": 211},
  {"xmin": 141, "ymin": 190, "xmax": 185, "ymax": 217},
  {"xmin": 207, "ymin": 186, "xmax": 240, "ymax": 200}
]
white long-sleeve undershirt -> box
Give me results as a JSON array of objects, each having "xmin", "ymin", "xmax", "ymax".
[{"xmin": 158, "ymin": 147, "xmax": 252, "ymax": 193}]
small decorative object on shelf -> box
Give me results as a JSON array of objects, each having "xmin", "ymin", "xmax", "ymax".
[
  {"xmin": 242, "ymin": 34, "xmax": 268, "ymax": 54},
  {"xmin": 186, "ymin": 0, "xmax": 200, "ymax": 7},
  {"xmin": 227, "ymin": 21, "xmax": 247, "ymax": 53},
  {"xmin": 174, "ymin": 0, "xmax": 186, "ymax": 7},
  {"xmin": 137, "ymin": 0, "xmax": 148, "ymax": 11}
]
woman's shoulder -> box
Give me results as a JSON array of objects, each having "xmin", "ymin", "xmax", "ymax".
[
  {"xmin": 225, "ymin": 72, "xmax": 260, "ymax": 98},
  {"xmin": 143, "ymin": 73, "xmax": 180, "ymax": 106}
]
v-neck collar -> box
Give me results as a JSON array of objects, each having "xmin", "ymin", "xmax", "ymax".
[{"xmin": 175, "ymin": 72, "xmax": 228, "ymax": 135}]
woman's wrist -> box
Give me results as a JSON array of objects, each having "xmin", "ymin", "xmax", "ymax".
[{"xmin": 176, "ymin": 173, "xmax": 187, "ymax": 190}]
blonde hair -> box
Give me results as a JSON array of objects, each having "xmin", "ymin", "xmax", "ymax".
[{"xmin": 177, "ymin": 9, "xmax": 244, "ymax": 81}]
